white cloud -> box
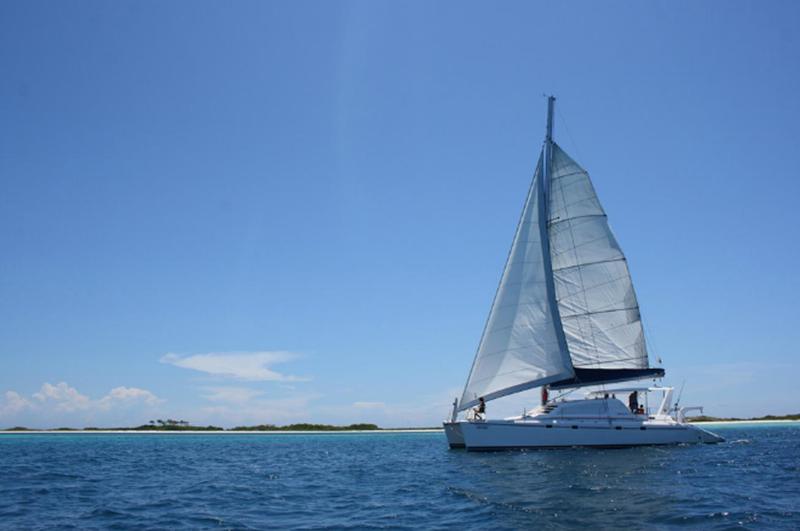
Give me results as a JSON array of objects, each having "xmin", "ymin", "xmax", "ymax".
[
  {"xmin": 0, "ymin": 382, "xmax": 164, "ymax": 426},
  {"xmin": 0, "ymin": 391, "xmax": 32, "ymax": 416},
  {"xmin": 33, "ymin": 382, "xmax": 91, "ymax": 412},
  {"xmin": 160, "ymin": 351, "xmax": 309, "ymax": 382},
  {"xmin": 97, "ymin": 387, "xmax": 162, "ymax": 410}
]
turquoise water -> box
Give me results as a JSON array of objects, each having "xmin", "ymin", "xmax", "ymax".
[{"xmin": 1, "ymin": 424, "xmax": 798, "ymax": 529}]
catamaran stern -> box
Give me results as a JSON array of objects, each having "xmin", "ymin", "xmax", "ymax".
[{"xmin": 443, "ymin": 421, "xmax": 465, "ymax": 449}]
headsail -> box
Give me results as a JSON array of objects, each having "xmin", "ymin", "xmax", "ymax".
[
  {"xmin": 547, "ymin": 144, "xmax": 650, "ymax": 371},
  {"xmin": 458, "ymin": 153, "xmax": 574, "ymax": 412}
]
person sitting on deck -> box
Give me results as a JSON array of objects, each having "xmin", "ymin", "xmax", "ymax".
[{"xmin": 473, "ymin": 397, "xmax": 486, "ymax": 420}]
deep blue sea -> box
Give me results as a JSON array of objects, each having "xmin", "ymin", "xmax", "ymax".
[{"xmin": 1, "ymin": 424, "xmax": 798, "ymax": 530}]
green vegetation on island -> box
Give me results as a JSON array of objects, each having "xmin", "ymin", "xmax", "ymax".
[
  {"xmin": 231, "ymin": 423, "xmax": 379, "ymax": 431},
  {"xmin": 2, "ymin": 420, "xmax": 383, "ymax": 432}
]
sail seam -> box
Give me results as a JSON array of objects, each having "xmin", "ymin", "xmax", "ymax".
[
  {"xmin": 549, "ymin": 200, "xmax": 602, "ymax": 219},
  {"xmin": 565, "ymin": 317, "xmax": 646, "ymax": 341},
  {"xmin": 493, "ymin": 300, "xmax": 548, "ymax": 311},
  {"xmin": 494, "ymin": 280, "xmax": 548, "ymax": 289},
  {"xmin": 477, "ymin": 341, "xmax": 562, "ymax": 359},
  {"xmin": 552, "ymin": 257, "xmax": 625, "ymax": 273},
  {"xmin": 550, "ymin": 170, "xmax": 586, "ymax": 181},
  {"xmin": 557, "ymin": 274, "xmax": 637, "ymax": 305},
  {"xmin": 557, "ymin": 273, "xmax": 631, "ymax": 300},
  {"xmin": 468, "ymin": 368, "xmax": 548, "ymax": 386},
  {"xmin": 551, "ymin": 233, "xmax": 619, "ymax": 258},
  {"xmin": 548, "ymin": 213, "xmax": 606, "ymax": 227},
  {"xmin": 560, "ymin": 306, "xmax": 640, "ymax": 318}
]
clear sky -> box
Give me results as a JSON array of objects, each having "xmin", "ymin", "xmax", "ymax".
[{"xmin": 1, "ymin": 1, "xmax": 798, "ymax": 428}]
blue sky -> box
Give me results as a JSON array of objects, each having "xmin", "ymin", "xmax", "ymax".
[{"xmin": 1, "ymin": 1, "xmax": 798, "ymax": 428}]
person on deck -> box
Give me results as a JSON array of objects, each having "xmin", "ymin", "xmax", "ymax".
[
  {"xmin": 628, "ymin": 391, "xmax": 639, "ymax": 413},
  {"xmin": 473, "ymin": 397, "xmax": 486, "ymax": 420},
  {"xmin": 541, "ymin": 386, "xmax": 549, "ymax": 406}
]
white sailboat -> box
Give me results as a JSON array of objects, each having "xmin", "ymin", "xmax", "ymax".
[{"xmin": 444, "ymin": 97, "xmax": 722, "ymax": 450}]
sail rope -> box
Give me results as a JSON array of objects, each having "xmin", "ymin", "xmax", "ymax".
[{"xmin": 557, "ymin": 108, "xmax": 585, "ymax": 165}]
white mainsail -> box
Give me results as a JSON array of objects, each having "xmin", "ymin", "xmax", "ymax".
[
  {"xmin": 459, "ymin": 153, "xmax": 574, "ymax": 411},
  {"xmin": 547, "ymin": 144, "xmax": 649, "ymax": 370}
]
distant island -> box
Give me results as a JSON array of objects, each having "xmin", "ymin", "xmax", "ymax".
[
  {"xmin": 2, "ymin": 419, "xmax": 440, "ymax": 432},
  {"xmin": 688, "ymin": 413, "xmax": 800, "ymax": 422}
]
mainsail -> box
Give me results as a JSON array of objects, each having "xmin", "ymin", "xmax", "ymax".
[
  {"xmin": 547, "ymin": 144, "xmax": 649, "ymax": 370},
  {"xmin": 459, "ymin": 153, "xmax": 574, "ymax": 411},
  {"xmin": 459, "ymin": 98, "xmax": 661, "ymax": 410}
]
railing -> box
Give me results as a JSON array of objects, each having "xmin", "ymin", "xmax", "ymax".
[{"xmin": 678, "ymin": 406, "xmax": 704, "ymax": 423}]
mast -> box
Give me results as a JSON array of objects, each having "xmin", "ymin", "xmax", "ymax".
[
  {"xmin": 544, "ymin": 95, "xmax": 555, "ymax": 199},
  {"xmin": 538, "ymin": 94, "xmax": 574, "ymax": 391}
]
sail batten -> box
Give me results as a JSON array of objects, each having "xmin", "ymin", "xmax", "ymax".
[{"xmin": 552, "ymin": 257, "xmax": 624, "ymax": 273}]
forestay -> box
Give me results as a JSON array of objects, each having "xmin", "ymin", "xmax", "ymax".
[
  {"xmin": 459, "ymin": 153, "xmax": 574, "ymax": 411},
  {"xmin": 547, "ymin": 144, "xmax": 649, "ymax": 369}
]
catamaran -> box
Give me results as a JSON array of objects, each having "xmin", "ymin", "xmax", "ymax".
[{"xmin": 444, "ymin": 97, "xmax": 722, "ymax": 450}]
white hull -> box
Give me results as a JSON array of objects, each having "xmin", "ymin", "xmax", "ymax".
[
  {"xmin": 444, "ymin": 397, "xmax": 724, "ymax": 450},
  {"xmin": 454, "ymin": 419, "xmax": 722, "ymax": 450},
  {"xmin": 443, "ymin": 421, "xmax": 465, "ymax": 448}
]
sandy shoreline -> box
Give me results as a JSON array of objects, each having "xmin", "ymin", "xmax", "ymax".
[
  {"xmin": 1, "ymin": 420, "xmax": 798, "ymax": 434},
  {"xmin": 689, "ymin": 419, "xmax": 800, "ymax": 426}
]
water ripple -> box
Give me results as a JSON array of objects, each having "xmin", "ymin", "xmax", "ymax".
[{"xmin": 0, "ymin": 426, "xmax": 798, "ymax": 529}]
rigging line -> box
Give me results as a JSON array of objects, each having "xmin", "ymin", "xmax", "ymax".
[
  {"xmin": 557, "ymin": 108, "xmax": 584, "ymax": 164},
  {"xmin": 643, "ymin": 325, "xmax": 661, "ymax": 366}
]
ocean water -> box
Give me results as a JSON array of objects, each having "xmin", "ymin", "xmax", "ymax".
[{"xmin": 1, "ymin": 424, "xmax": 798, "ymax": 530}]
